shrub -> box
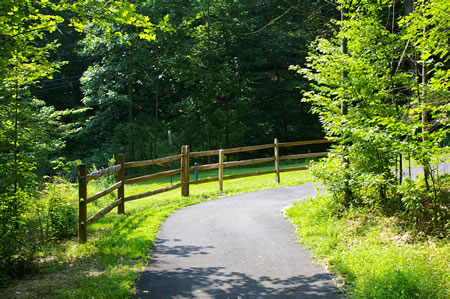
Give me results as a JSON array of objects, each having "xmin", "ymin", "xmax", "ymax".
[
  {"xmin": 36, "ymin": 177, "xmax": 78, "ymax": 239},
  {"xmin": 399, "ymin": 174, "xmax": 449, "ymax": 234},
  {"xmin": 0, "ymin": 190, "xmax": 37, "ymax": 282}
]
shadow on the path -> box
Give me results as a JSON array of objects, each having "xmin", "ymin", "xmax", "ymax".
[
  {"xmin": 136, "ymin": 239, "xmax": 340, "ymax": 298},
  {"xmin": 151, "ymin": 238, "xmax": 214, "ymax": 258},
  {"xmin": 136, "ymin": 266, "xmax": 340, "ymax": 298}
]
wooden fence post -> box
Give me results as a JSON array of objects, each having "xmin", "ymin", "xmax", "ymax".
[
  {"xmin": 274, "ymin": 138, "xmax": 280, "ymax": 184},
  {"xmin": 181, "ymin": 145, "xmax": 190, "ymax": 196},
  {"xmin": 78, "ymin": 164, "xmax": 87, "ymax": 243},
  {"xmin": 219, "ymin": 149, "xmax": 224, "ymax": 192},
  {"xmin": 117, "ymin": 154, "xmax": 125, "ymax": 214},
  {"xmin": 186, "ymin": 145, "xmax": 190, "ymax": 195}
]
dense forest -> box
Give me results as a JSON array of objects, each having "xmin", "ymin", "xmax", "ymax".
[
  {"xmin": 7, "ymin": 0, "xmax": 334, "ymax": 169},
  {"xmin": 0, "ymin": 0, "xmax": 448, "ymax": 293},
  {"xmin": 1, "ymin": 0, "xmax": 335, "ymax": 278}
]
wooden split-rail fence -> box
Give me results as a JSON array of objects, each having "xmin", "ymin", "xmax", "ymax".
[{"xmin": 78, "ymin": 138, "xmax": 332, "ymax": 243}]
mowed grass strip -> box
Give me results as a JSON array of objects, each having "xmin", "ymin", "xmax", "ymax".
[{"xmin": 1, "ymin": 161, "xmax": 312, "ymax": 298}]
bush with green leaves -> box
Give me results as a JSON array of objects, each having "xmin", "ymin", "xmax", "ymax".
[
  {"xmin": 1, "ymin": 176, "xmax": 78, "ymax": 282},
  {"xmin": 293, "ymin": 0, "xmax": 449, "ymax": 230},
  {"xmin": 399, "ymin": 173, "xmax": 449, "ymax": 232},
  {"xmin": 0, "ymin": 191, "xmax": 36, "ymax": 282},
  {"xmin": 36, "ymin": 177, "xmax": 78, "ymax": 239}
]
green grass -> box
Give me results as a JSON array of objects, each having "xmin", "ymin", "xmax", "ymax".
[
  {"xmin": 0, "ymin": 161, "xmax": 312, "ymax": 298},
  {"xmin": 7, "ymin": 156, "xmax": 446, "ymax": 298},
  {"xmin": 286, "ymin": 195, "xmax": 449, "ymax": 298}
]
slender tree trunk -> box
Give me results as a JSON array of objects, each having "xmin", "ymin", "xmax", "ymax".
[
  {"xmin": 154, "ymin": 78, "xmax": 159, "ymax": 159},
  {"xmin": 340, "ymin": 7, "xmax": 351, "ymax": 204},
  {"xmin": 408, "ymin": 152, "xmax": 412, "ymax": 179},
  {"xmin": 207, "ymin": 0, "xmax": 213, "ymax": 162},
  {"xmin": 128, "ymin": 83, "xmax": 135, "ymax": 161},
  {"xmin": 340, "ymin": 6, "xmax": 348, "ymax": 117},
  {"xmin": 421, "ymin": 71, "xmax": 430, "ymax": 190},
  {"xmin": 205, "ymin": 9, "xmax": 213, "ymax": 164},
  {"xmin": 140, "ymin": 136, "xmax": 145, "ymax": 160},
  {"xmin": 149, "ymin": 137, "xmax": 152, "ymax": 159},
  {"xmin": 207, "ymin": 130, "xmax": 212, "ymax": 164},
  {"xmin": 280, "ymin": 99, "xmax": 288, "ymax": 138},
  {"xmin": 14, "ymin": 80, "xmax": 18, "ymax": 195},
  {"xmin": 225, "ymin": 101, "xmax": 230, "ymax": 148},
  {"xmin": 395, "ymin": 156, "xmax": 398, "ymax": 179},
  {"xmin": 275, "ymin": 67, "xmax": 288, "ymax": 138},
  {"xmin": 421, "ymin": 5, "xmax": 430, "ymax": 190},
  {"xmin": 14, "ymin": 78, "xmax": 19, "ymax": 229},
  {"xmin": 405, "ymin": 1, "xmax": 414, "ymax": 183},
  {"xmin": 390, "ymin": 1, "xmax": 402, "ymax": 185}
]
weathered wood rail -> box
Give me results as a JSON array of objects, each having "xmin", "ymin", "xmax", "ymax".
[{"xmin": 78, "ymin": 138, "xmax": 332, "ymax": 243}]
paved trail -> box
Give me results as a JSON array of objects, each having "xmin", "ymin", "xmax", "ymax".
[
  {"xmin": 134, "ymin": 163, "xmax": 449, "ymax": 298},
  {"xmin": 135, "ymin": 184, "xmax": 340, "ymax": 298}
]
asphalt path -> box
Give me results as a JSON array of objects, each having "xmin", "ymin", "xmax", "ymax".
[
  {"xmin": 134, "ymin": 163, "xmax": 449, "ymax": 298},
  {"xmin": 134, "ymin": 183, "xmax": 340, "ymax": 298},
  {"xmin": 400, "ymin": 162, "xmax": 448, "ymax": 180}
]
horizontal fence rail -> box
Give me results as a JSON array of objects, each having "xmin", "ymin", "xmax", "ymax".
[
  {"xmin": 78, "ymin": 138, "xmax": 333, "ymax": 243},
  {"xmin": 124, "ymin": 154, "xmax": 183, "ymax": 168},
  {"xmin": 280, "ymin": 152, "xmax": 329, "ymax": 160},
  {"xmin": 86, "ymin": 181, "xmax": 122, "ymax": 204},
  {"xmin": 278, "ymin": 139, "xmax": 333, "ymax": 147},
  {"xmin": 124, "ymin": 168, "xmax": 182, "ymax": 185},
  {"xmin": 124, "ymin": 183, "xmax": 183, "ymax": 202},
  {"xmin": 86, "ymin": 164, "xmax": 121, "ymax": 182}
]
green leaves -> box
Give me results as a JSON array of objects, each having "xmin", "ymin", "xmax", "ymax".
[
  {"xmin": 297, "ymin": 1, "xmax": 449, "ymax": 208},
  {"xmin": 0, "ymin": 0, "xmax": 89, "ymax": 272},
  {"xmin": 400, "ymin": 0, "xmax": 450, "ymax": 62},
  {"xmin": 57, "ymin": 0, "xmax": 160, "ymax": 42}
]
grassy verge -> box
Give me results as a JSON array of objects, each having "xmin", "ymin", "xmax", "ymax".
[
  {"xmin": 0, "ymin": 161, "xmax": 312, "ymax": 298},
  {"xmin": 286, "ymin": 194, "xmax": 449, "ymax": 298}
]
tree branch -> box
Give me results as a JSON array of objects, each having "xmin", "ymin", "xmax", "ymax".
[
  {"xmin": 240, "ymin": 3, "xmax": 295, "ymax": 36},
  {"xmin": 283, "ymin": 0, "xmax": 332, "ymax": 20},
  {"xmin": 394, "ymin": 38, "xmax": 411, "ymax": 76}
]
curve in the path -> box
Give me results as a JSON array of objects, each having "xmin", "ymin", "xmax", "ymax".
[
  {"xmin": 134, "ymin": 163, "xmax": 449, "ymax": 298},
  {"xmin": 134, "ymin": 184, "xmax": 341, "ymax": 298}
]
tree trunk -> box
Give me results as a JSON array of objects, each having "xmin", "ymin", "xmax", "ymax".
[
  {"xmin": 154, "ymin": 77, "xmax": 159, "ymax": 159},
  {"xmin": 276, "ymin": 67, "xmax": 288, "ymax": 138},
  {"xmin": 128, "ymin": 83, "xmax": 135, "ymax": 161},
  {"xmin": 340, "ymin": 7, "xmax": 351, "ymax": 204},
  {"xmin": 149, "ymin": 137, "xmax": 152, "ymax": 159},
  {"xmin": 421, "ymin": 5, "xmax": 430, "ymax": 190},
  {"xmin": 390, "ymin": 1, "xmax": 402, "ymax": 185},
  {"xmin": 207, "ymin": 130, "xmax": 212, "ymax": 164},
  {"xmin": 340, "ymin": 6, "xmax": 348, "ymax": 115},
  {"xmin": 14, "ymin": 78, "xmax": 19, "ymax": 229},
  {"xmin": 225, "ymin": 100, "xmax": 230, "ymax": 148},
  {"xmin": 280, "ymin": 98, "xmax": 288, "ymax": 138},
  {"xmin": 422, "ymin": 62, "xmax": 430, "ymax": 190}
]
